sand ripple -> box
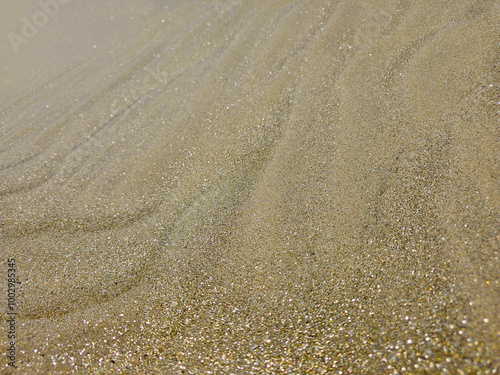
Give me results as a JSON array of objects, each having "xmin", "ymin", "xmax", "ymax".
[{"xmin": 1, "ymin": 0, "xmax": 498, "ymax": 372}]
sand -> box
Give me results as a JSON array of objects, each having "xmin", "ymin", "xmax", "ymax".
[{"xmin": 1, "ymin": 0, "xmax": 499, "ymax": 373}]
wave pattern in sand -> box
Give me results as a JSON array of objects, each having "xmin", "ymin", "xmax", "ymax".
[{"xmin": 1, "ymin": 0, "xmax": 499, "ymax": 373}]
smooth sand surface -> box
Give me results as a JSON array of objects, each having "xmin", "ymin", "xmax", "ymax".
[{"xmin": 1, "ymin": 0, "xmax": 499, "ymax": 373}]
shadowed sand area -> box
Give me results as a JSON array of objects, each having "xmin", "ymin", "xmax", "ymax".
[{"xmin": 0, "ymin": 0, "xmax": 499, "ymax": 373}]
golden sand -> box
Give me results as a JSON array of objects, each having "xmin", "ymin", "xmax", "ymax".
[{"xmin": 1, "ymin": 0, "xmax": 499, "ymax": 373}]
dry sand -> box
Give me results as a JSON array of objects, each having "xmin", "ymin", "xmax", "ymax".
[{"xmin": 1, "ymin": 0, "xmax": 499, "ymax": 373}]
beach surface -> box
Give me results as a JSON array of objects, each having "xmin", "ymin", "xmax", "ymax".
[{"xmin": 1, "ymin": 0, "xmax": 499, "ymax": 373}]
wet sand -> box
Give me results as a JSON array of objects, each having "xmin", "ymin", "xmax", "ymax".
[{"xmin": 1, "ymin": 0, "xmax": 499, "ymax": 373}]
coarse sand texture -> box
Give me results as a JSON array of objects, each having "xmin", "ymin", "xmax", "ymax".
[{"xmin": 0, "ymin": 0, "xmax": 499, "ymax": 373}]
